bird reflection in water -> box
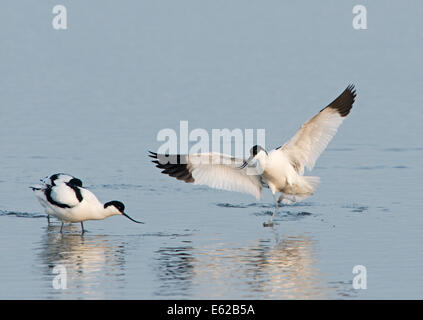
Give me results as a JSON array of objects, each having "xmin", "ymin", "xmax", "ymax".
[
  {"xmin": 154, "ymin": 235, "xmax": 332, "ymax": 299},
  {"xmin": 36, "ymin": 224, "xmax": 129, "ymax": 298},
  {"xmin": 154, "ymin": 244, "xmax": 195, "ymax": 297},
  {"xmin": 246, "ymin": 235, "xmax": 327, "ymax": 299}
]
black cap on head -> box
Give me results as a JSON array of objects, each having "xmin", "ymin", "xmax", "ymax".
[
  {"xmin": 104, "ymin": 201, "xmax": 144, "ymax": 224},
  {"xmin": 104, "ymin": 200, "xmax": 125, "ymax": 213},
  {"xmin": 251, "ymin": 145, "xmax": 266, "ymax": 157}
]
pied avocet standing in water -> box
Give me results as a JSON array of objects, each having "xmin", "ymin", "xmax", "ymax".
[
  {"xmin": 31, "ymin": 174, "xmax": 144, "ymax": 234},
  {"xmin": 150, "ymin": 85, "xmax": 357, "ymax": 226}
]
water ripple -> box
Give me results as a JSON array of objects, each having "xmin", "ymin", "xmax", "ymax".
[
  {"xmin": 0, "ymin": 210, "xmax": 45, "ymax": 218},
  {"xmin": 342, "ymin": 204, "xmax": 369, "ymax": 213},
  {"xmin": 216, "ymin": 202, "xmax": 314, "ymax": 209}
]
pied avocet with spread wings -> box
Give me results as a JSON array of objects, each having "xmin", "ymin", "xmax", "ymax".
[{"xmin": 150, "ymin": 85, "xmax": 356, "ymax": 226}]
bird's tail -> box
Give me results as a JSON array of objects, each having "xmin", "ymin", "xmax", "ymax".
[
  {"xmin": 298, "ymin": 176, "xmax": 320, "ymax": 196},
  {"xmin": 279, "ymin": 176, "xmax": 320, "ymax": 204},
  {"xmin": 30, "ymin": 184, "xmax": 45, "ymax": 191},
  {"xmin": 282, "ymin": 176, "xmax": 320, "ymax": 198}
]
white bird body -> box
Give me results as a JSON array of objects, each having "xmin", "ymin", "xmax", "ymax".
[
  {"xmin": 34, "ymin": 173, "xmax": 84, "ymax": 223},
  {"xmin": 31, "ymin": 175, "xmax": 143, "ymax": 233},
  {"xmin": 150, "ymin": 85, "xmax": 357, "ymax": 224},
  {"xmin": 49, "ymin": 183, "xmax": 83, "ymax": 209},
  {"xmin": 257, "ymin": 149, "xmax": 320, "ymax": 201},
  {"xmin": 44, "ymin": 188, "xmax": 110, "ymax": 223},
  {"xmin": 260, "ymin": 150, "xmax": 291, "ymax": 194}
]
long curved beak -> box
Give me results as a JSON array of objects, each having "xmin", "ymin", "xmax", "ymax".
[
  {"xmin": 238, "ymin": 156, "xmax": 253, "ymax": 169},
  {"xmin": 122, "ymin": 212, "xmax": 144, "ymax": 224}
]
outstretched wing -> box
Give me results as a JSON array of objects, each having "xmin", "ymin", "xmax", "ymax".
[
  {"xmin": 149, "ymin": 152, "xmax": 264, "ymax": 199},
  {"xmin": 279, "ymin": 85, "xmax": 356, "ymax": 174}
]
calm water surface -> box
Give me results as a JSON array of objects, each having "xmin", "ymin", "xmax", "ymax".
[{"xmin": 0, "ymin": 1, "xmax": 422, "ymax": 299}]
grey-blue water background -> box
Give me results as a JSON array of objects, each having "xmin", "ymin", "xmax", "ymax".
[{"xmin": 0, "ymin": 1, "xmax": 422, "ymax": 299}]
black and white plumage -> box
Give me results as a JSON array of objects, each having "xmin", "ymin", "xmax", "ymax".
[
  {"xmin": 150, "ymin": 85, "xmax": 357, "ymax": 225},
  {"xmin": 31, "ymin": 174, "xmax": 144, "ymax": 233},
  {"xmin": 41, "ymin": 173, "xmax": 83, "ymax": 188},
  {"xmin": 149, "ymin": 152, "xmax": 264, "ymax": 198},
  {"xmin": 33, "ymin": 173, "xmax": 83, "ymax": 222}
]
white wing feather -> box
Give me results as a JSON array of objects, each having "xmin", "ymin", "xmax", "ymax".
[
  {"xmin": 50, "ymin": 184, "xmax": 81, "ymax": 207},
  {"xmin": 151, "ymin": 151, "xmax": 263, "ymax": 199},
  {"xmin": 188, "ymin": 153, "xmax": 263, "ymax": 199},
  {"xmin": 280, "ymin": 109, "xmax": 344, "ymax": 174},
  {"xmin": 280, "ymin": 85, "xmax": 356, "ymax": 174}
]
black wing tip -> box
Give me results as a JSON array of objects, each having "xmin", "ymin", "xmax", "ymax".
[
  {"xmin": 148, "ymin": 152, "xmax": 195, "ymax": 183},
  {"xmin": 341, "ymin": 84, "xmax": 357, "ymax": 116},
  {"xmin": 158, "ymin": 163, "xmax": 194, "ymax": 183},
  {"xmin": 346, "ymin": 84, "xmax": 357, "ymax": 100},
  {"xmin": 322, "ymin": 83, "xmax": 357, "ymax": 117}
]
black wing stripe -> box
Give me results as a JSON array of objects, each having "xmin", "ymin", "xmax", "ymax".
[
  {"xmin": 66, "ymin": 183, "xmax": 83, "ymax": 202},
  {"xmin": 45, "ymin": 187, "xmax": 72, "ymax": 209}
]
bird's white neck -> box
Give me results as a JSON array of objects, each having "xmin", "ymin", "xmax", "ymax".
[
  {"xmin": 253, "ymin": 150, "xmax": 268, "ymax": 173},
  {"xmin": 102, "ymin": 206, "xmax": 121, "ymax": 218},
  {"xmin": 256, "ymin": 150, "xmax": 268, "ymax": 165},
  {"xmin": 88, "ymin": 205, "xmax": 120, "ymax": 220}
]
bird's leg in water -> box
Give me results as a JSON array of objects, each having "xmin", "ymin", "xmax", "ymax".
[
  {"xmin": 289, "ymin": 183, "xmax": 296, "ymax": 203},
  {"xmin": 59, "ymin": 222, "xmax": 64, "ymax": 233},
  {"xmin": 81, "ymin": 222, "xmax": 85, "ymax": 235},
  {"xmin": 264, "ymin": 194, "xmax": 278, "ymax": 227},
  {"xmin": 47, "ymin": 215, "xmax": 50, "ymax": 224},
  {"xmin": 272, "ymin": 196, "xmax": 279, "ymax": 219}
]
